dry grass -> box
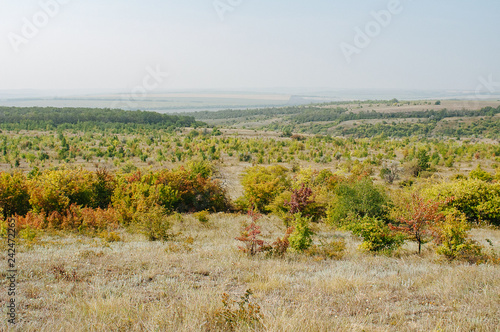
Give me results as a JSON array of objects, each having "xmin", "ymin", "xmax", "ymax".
[{"xmin": 1, "ymin": 214, "xmax": 499, "ymax": 331}]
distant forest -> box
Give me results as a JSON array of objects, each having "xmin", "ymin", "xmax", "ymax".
[{"xmin": 0, "ymin": 107, "xmax": 204, "ymax": 130}]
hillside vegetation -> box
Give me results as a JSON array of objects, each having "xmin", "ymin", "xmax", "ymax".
[
  {"xmin": 1, "ymin": 104, "xmax": 499, "ymax": 331},
  {"xmin": 192, "ymin": 100, "xmax": 500, "ymax": 139}
]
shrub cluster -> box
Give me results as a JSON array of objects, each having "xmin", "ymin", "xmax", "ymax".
[
  {"xmin": 239, "ymin": 165, "xmax": 290, "ymax": 212},
  {"xmin": 238, "ymin": 165, "xmax": 499, "ymax": 262},
  {"xmin": 424, "ymin": 178, "xmax": 500, "ymax": 226},
  {"xmin": 347, "ymin": 216, "xmax": 405, "ymax": 253},
  {"xmin": 0, "ymin": 162, "xmax": 230, "ymax": 237}
]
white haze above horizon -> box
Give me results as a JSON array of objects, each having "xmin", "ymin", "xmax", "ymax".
[{"xmin": 1, "ymin": 0, "xmax": 499, "ymax": 96}]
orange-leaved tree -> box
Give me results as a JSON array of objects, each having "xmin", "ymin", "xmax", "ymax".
[
  {"xmin": 390, "ymin": 193, "xmax": 447, "ymax": 254},
  {"xmin": 235, "ymin": 210, "xmax": 265, "ymax": 256}
]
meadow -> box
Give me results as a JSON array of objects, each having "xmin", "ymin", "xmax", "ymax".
[{"xmin": 1, "ymin": 215, "xmax": 499, "ymax": 331}]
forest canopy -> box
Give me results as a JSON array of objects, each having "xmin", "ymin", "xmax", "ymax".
[{"xmin": 0, "ymin": 107, "xmax": 205, "ymax": 130}]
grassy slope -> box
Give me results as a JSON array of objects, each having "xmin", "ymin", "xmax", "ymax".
[{"xmin": 1, "ymin": 214, "xmax": 499, "ymax": 331}]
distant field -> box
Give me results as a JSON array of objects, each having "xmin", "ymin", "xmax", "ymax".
[
  {"xmin": 99, "ymin": 93, "xmax": 292, "ymax": 101},
  {"xmin": 0, "ymin": 93, "xmax": 293, "ymax": 113}
]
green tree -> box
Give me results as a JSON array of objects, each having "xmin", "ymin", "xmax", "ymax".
[
  {"xmin": 416, "ymin": 148, "xmax": 430, "ymax": 174},
  {"xmin": 327, "ymin": 177, "xmax": 389, "ymax": 226}
]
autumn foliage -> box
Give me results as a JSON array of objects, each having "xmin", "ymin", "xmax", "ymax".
[
  {"xmin": 284, "ymin": 184, "xmax": 313, "ymax": 215},
  {"xmin": 235, "ymin": 223, "xmax": 266, "ymax": 256},
  {"xmin": 390, "ymin": 193, "xmax": 446, "ymax": 254},
  {"xmin": 0, "ymin": 163, "xmax": 229, "ymax": 234},
  {"xmin": 240, "ymin": 165, "xmax": 290, "ymax": 212}
]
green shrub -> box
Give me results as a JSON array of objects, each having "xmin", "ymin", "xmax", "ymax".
[
  {"xmin": 326, "ymin": 177, "xmax": 389, "ymax": 226},
  {"xmin": 90, "ymin": 168, "xmax": 116, "ymax": 209},
  {"xmin": 348, "ymin": 216, "xmax": 405, "ymax": 253},
  {"xmin": 288, "ymin": 213, "xmax": 314, "ymax": 252},
  {"xmin": 194, "ymin": 210, "xmax": 210, "ymax": 223},
  {"xmin": 0, "ymin": 172, "xmax": 30, "ymax": 217},
  {"xmin": 424, "ymin": 179, "xmax": 500, "ymax": 226},
  {"xmin": 233, "ymin": 196, "xmax": 250, "ymax": 213},
  {"xmin": 137, "ymin": 205, "xmax": 172, "ymax": 241},
  {"xmin": 25, "ymin": 168, "xmax": 116, "ymax": 215},
  {"xmin": 112, "ymin": 165, "xmax": 229, "ymax": 225},
  {"xmin": 112, "ymin": 172, "xmax": 172, "ymax": 225},
  {"xmin": 19, "ymin": 225, "xmax": 39, "ymax": 243},
  {"xmin": 99, "ymin": 230, "xmax": 121, "ymax": 242},
  {"xmin": 0, "ymin": 212, "xmax": 6, "ymax": 237},
  {"xmin": 469, "ymin": 164, "xmax": 494, "ymax": 182},
  {"xmin": 27, "ymin": 169, "xmax": 95, "ymax": 214},
  {"xmin": 434, "ymin": 213, "xmax": 483, "ymax": 262},
  {"xmin": 267, "ymin": 190, "xmax": 292, "ymax": 223},
  {"xmin": 241, "ymin": 165, "xmax": 290, "ymax": 213},
  {"xmin": 186, "ymin": 159, "xmax": 214, "ymax": 179},
  {"xmin": 416, "ymin": 148, "xmax": 430, "ymax": 175}
]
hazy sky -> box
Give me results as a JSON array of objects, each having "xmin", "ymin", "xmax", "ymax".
[{"xmin": 1, "ymin": 0, "xmax": 499, "ymax": 92}]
